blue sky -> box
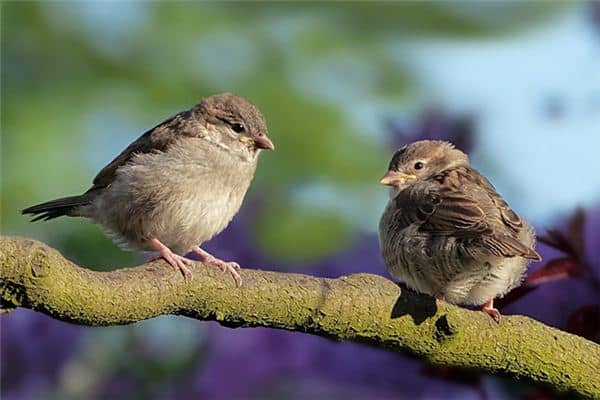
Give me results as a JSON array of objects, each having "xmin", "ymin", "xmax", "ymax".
[{"xmin": 400, "ymin": 6, "xmax": 600, "ymax": 225}]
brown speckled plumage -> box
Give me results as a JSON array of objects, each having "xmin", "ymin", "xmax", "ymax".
[
  {"xmin": 23, "ymin": 93, "xmax": 274, "ymax": 284},
  {"xmin": 379, "ymin": 140, "xmax": 540, "ymax": 319}
]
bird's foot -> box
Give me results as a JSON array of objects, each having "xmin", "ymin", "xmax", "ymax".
[
  {"xmin": 480, "ymin": 298, "xmax": 501, "ymax": 323},
  {"xmin": 147, "ymin": 237, "xmax": 193, "ymax": 280},
  {"xmin": 192, "ymin": 246, "xmax": 242, "ymax": 287}
]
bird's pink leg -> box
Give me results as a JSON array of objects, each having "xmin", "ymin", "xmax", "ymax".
[
  {"xmin": 191, "ymin": 246, "xmax": 242, "ymax": 287},
  {"xmin": 480, "ymin": 298, "xmax": 501, "ymax": 323},
  {"xmin": 147, "ymin": 236, "xmax": 193, "ymax": 280}
]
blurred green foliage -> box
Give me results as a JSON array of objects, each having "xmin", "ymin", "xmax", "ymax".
[
  {"xmin": 1, "ymin": 1, "xmax": 566, "ymax": 269},
  {"xmin": 2, "ymin": 3, "xmax": 577, "ymax": 399}
]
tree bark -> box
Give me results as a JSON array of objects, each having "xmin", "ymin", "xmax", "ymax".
[{"xmin": 1, "ymin": 236, "xmax": 599, "ymax": 398}]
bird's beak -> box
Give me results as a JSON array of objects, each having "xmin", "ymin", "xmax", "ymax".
[
  {"xmin": 254, "ymin": 135, "xmax": 275, "ymax": 150},
  {"xmin": 379, "ymin": 171, "xmax": 416, "ymax": 186}
]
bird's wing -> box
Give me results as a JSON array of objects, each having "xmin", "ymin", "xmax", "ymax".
[
  {"xmin": 394, "ymin": 183, "xmax": 487, "ymax": 235},
  {"xmin": 464, "ymin": 169, "xmax": 524, "ymax": 232},
  {"xmin": 394, "ymin": 174, "xmax": 541, "ymax": 261},
  {"xmin": 90, "ymin": 110, "xmax": 193, "ymax": 190}
]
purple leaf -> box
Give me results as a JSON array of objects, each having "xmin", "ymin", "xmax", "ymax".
[{"xmin": 524, "ymin": 257, "xmax": 582, "ymax": 286}]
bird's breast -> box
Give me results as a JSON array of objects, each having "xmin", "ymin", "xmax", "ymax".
[{"xmin": 91, "ymin": 139, "xmax": 257, "ymax": 253}]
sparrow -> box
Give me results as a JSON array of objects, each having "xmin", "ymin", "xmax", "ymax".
[
  {"xmin": 378, "ymin": 140, "xmax": 540, "ymax": 321},
  {"xmin": 22, "ymin": 92, "xmax": 274, "ymax": 286}
]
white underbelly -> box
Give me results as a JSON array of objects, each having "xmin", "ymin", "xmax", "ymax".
[{"xmin": 85, "ymin": 144, "xmax": 253, "ymax": 255}]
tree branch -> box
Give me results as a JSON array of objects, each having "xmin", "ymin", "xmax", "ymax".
[{"xmin": 1, "ymin": 236, "xmax": 598, "ymax": 398}]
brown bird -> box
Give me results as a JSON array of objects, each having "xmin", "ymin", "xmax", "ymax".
[
  {"xmin": 378, "ymin": 140, "xmax": 540, "ymax": 321},
  {"xmin": 22, "ymin": 93, "xmax": 274, "ymax": 286}
]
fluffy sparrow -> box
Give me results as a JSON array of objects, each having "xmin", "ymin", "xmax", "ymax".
[
  {"xmin": 22, "ymin": 92, "xmax": 274, "ymax": 286},
  {"xmin": 378, "ymin": 140, "xmax": 540, "ymax": 321}
]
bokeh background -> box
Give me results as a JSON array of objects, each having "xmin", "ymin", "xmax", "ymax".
[{"xmin": 2, "ymin": 2, "xmax": 599, "ymax": 399}]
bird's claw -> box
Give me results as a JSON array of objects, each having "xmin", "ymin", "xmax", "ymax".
[
  {"xmin": 215, "ymin": 261, "xmax": 243, "ymax": 287},
  {"xmin": 171, "ymin": 255, "xmax": 193, "ymax": 280},
  {"xmin": 480, "ymin": 299, "xmax": 501, "ymax": 323},
  {"xmin": 150, "ymin": 251, "xmax": 194, "ymax": 280},
  {"xmin": 482, "ymin": 307, "xmax": 501, "ymax": 323},
  {"xmin": 191, "ymin": 246, "xmax": 243, "ymax": 287}
]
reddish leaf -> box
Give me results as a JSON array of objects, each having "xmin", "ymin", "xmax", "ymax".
[
  {"xmin": 499, "ymin": 208, "xmax": 592, "ymax": 313},
  {"xmin": 525, "ymin": 257, "xmax": 582, "ymax": 285},
  {"xmin": 567, "ymin": 304, "xmax": 600, "ymax": 341}
]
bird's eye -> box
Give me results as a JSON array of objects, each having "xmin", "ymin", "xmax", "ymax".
[
  {"xmin": 231, "ymin": 123, "xmax": 245, "ymax": 133},
  {"xmin": 414, "ymin": 162, "xmax": 424, "ymax": 170}
]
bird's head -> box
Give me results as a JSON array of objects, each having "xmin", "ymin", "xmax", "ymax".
[
  {"xmin": 193, "ymin": 92, "xmax": 274, "ymax": 159},
  {"xmin": 380, "ymin": 140, "xmax": 469, "ymax": 192}
]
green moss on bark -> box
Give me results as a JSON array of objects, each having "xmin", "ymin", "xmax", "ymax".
[{"xmin": 1, "ymin": 236, "xmax": 599, "ymax": 399}]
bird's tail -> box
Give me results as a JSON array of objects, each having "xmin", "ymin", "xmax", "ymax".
[{"xmin": 22, "ymin": 195, "xmax": 90, "ymax": 222}]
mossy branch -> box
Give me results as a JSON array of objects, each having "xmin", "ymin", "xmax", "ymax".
[{"xmin": 1, "ymin": 236, "xmax": 599, "ymax": 398}]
